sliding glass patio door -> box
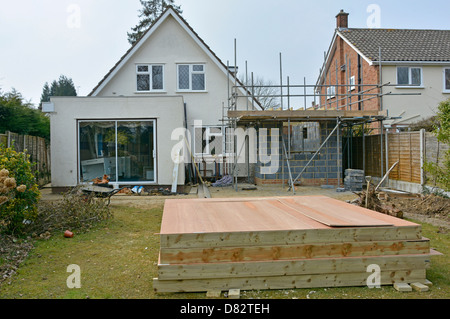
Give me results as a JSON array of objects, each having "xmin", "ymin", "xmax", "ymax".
[{"xmin": 79, "ymin": 120, "xmax": 156, "ymax": 184}]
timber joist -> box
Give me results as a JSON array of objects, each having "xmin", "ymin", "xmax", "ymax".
[{"xmin": 159, "ymin": 238, "xmax": 430, "ymax": 264}]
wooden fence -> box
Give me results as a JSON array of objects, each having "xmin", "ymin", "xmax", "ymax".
[
  {"xmin": 387, "ymin": 132, "xmax": 422, "ymax": 184},
  {"xmin": 343, "ymin": 133, "xmax": 386, "ymax": 179},
  {"xmin": 347, "ymin": 130, "xmax": 448, "ymax": 187},
  {"xmin": 0, "ymin": 131, "xmax": 51, "ymax": 186}
]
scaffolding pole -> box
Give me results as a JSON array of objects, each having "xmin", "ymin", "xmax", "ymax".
[
  {"xmin": 289, "ymin": 122, "xmax": 340, "ymax": 191},
  {"xmin": 282, "ymin": 134, "xmax": 295, "ymax": 194}
]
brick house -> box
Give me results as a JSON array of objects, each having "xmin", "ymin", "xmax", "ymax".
[{"xmin": 316, "ymin": 10, "xmax": 450, "ymax": 130}]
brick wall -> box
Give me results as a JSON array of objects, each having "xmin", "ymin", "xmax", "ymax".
[{"xmin": 318, "ymin": 35, "xmax": 380, "ymax": 112}]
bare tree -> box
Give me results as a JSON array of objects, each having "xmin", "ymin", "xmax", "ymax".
[{"xmin": 239, "ymin": 75, "xmax": 280, "ymax": 110}]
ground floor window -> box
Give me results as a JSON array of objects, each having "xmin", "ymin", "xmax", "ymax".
[{"xmin": 78, "ymin": 120, "xmax": 156, "ymax": 184}]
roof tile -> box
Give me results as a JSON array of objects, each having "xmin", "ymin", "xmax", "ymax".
[{"xmin": 339, "ymin": 28, "xmax": 450, "ymax": 62}]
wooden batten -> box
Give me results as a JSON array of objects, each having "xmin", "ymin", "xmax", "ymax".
[
  {"xmin": 159, "ymin": 238, "xmax": 430, "ymax": 264},
  {"xmin": 153, "ymin": 269, "xmax": 427, "ymax": 293},
  {"xmin": 157, "ymin": 254, "xmax": 432, "ymax": 280},
  {"xmin": 159, "ymin": 226, "xmax": 422, "ymax": 249},
  {"xmin": 227, "ymin": 109, "xmax": 388, "ymax": 122}
]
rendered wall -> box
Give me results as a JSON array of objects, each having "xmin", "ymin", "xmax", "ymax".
[{"xmin": 49, "ymin": 96, "xmax": 185, "ymax": 188}]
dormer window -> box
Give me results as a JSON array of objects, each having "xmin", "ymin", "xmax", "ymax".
[{"xmin": 136, "ymin": 64, "xmax": 164, "ymax": 92}]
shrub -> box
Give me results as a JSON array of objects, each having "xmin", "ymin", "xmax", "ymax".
[
  {"xmin": 0, "ymin": 145, "xmax": 40, "ymax": 235},
  {"xmin": 424, "ymin": 99, "xmax": 450, "ymax": 192},
  {"xmin": 26, "ymin": 186, "xmax": 113, "ymax": 237}
]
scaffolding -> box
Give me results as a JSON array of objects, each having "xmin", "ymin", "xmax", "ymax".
[{"xmin": 220, "ymin": 42, "xmax": 420, "ymax": 192}]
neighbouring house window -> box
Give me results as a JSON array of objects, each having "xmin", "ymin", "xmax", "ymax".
[
  {"xmin": 79, "ymin": 120, "xmax": 156, "ymax": 183},
  {"xmin": 136, "ymin": 64, "xmax": 164, "ymax": 91},
  {"xmin": 397, "ymin": 66, "xmax": 422, "ymax": 87},
  {"xmin": 444, "ymin": 68, "xmax": 450, "ymax": 93},
  {"xmin": 326, "ymin": 86, "xmax": 336, "ymax": 100},
  {"xmin": 178, "ymin": 64, "xmax": 206, "ymax": 91},
  {"xmin": 349, "ymin": 76, "xmax": 356, "ymax": 91}
]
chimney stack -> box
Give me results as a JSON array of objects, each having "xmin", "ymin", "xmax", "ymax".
[{"xmin": 336, "ymin": 10, "xmax": 349, "ymax": 29}]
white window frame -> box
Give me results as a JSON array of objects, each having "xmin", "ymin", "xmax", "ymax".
[
  {"xmin": 136, "ymin": 64, "xmax": 165, "ymax": 92},
  {"xmin": 326, "ymin": 86, "xmax": 336, "ymax": 100},
  {"xmin": 349, "ymin": 76, "xmax": 356, "ymax": 91},
  {"xmin": 443, "ymin": 68, "xmax": 450, "ymax": 93},
  {"xmin": 396, "ymin": 66, "xmax": 423, "ymax": 88},
  {"xmin": 177, "ymin": 64, "xmax": 206, "ymax": 92}
]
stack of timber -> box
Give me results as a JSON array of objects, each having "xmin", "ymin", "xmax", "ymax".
[{"xmin": 153, "ymin": 196, "xmax": 436, "ymax": 293}]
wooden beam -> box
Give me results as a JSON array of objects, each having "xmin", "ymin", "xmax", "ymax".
[
  {"xmin": 157, "ymin": 254, "xmax": 431, "ymax": 280},
  {"xmin": 228, "ymin": 289, "xmax": 240, "ymax": 299},
  {"xmin": 411, "ymin": 282, "xmax": 429, "ymax": 292},
  {"xmin": 228, "ymin": 109, "xmax": 388, "ymax": 120},
  {"xmin": 159, "ymin": 239, "xmax": 430, "ymax": 264},
  {"xmin": 206, "ymin": 290, "xmax": 222, "ymax": 298},
  {"xmin": 153, "ymin": 269, "xmax": 426, "ymax": 293},
  {"xmin": 394, "ymin": 282, "xmax": 413, "ymax": 292}
]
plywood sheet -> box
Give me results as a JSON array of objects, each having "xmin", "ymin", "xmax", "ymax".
[
  {"xmin": 160, "ymin": 196, "xmax": 417, "ymax": 235},
  {"xmin": 279, "ymin": 196, "xmax": 396, "ymax": 227},
  {"xmin": 160, "ymin": 198, "xmax": 329, "ymax": 235}
]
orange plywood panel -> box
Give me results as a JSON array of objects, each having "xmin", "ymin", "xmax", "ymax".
[
  {"xmin": 160, "ymin": 196, "xmax": 418, "ymax": 235},
  {"xmin": 160, "ymin": 198, "xmax": 330, "ymax": 235},
  {"xmin": 279, "ymin": 196, "xmax": 397, "ymax": 227}
]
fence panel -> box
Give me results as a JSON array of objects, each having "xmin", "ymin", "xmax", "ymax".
[
  {"xmin": 0, "ymin": 131, "xmax": 51, "ymax": 186},
  {"xmin": 387, "ymin": 132, "xmax": 421, "ymax": 184}
]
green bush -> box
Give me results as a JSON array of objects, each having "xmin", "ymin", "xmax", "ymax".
[
  {"xmin": 424, "ymin": 98, "xmax": 450, "ymax": 192},
  {"xmin": 0, "ymin": 145, "xmax": 40, "ymax": 235}
]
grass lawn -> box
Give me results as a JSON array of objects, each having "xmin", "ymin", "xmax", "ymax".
[{"xmin": 0, "ymin": 199, "xmax": 448, "ymax": 299}]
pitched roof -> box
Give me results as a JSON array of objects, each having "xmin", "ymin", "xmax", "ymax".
[
  {"xmin": 338, "ymin": 28, "xmax": 450, "ymax": 63},
  {"xmin": 89, "ymin": 6, "xmax": 222, "ymax": 96},
  {"xmin": 88, "ymin": 6, "xmax": 262, "ymax": 108}
]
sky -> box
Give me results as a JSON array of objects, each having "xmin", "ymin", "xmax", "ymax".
[{"xmin": 1, "ymin": 0, "xmax": 450, "ymax": 108}]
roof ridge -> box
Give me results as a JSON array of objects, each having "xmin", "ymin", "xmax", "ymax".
[{"xmin": 342, "ymin": 27, "xmax": 450, "ymax": 32}]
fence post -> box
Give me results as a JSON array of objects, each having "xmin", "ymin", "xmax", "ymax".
[{"xmin": 420, "ymin": 129, "xmax": 425, "ymax": 186}]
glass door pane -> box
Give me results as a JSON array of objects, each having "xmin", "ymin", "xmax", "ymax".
[
  {"xmin": 79, "ymin": 121, "xmax": 116, "ymax": 183},
  {"xmin": 116, "ymin": 121, "xmax": 155, "ymax": 182}
]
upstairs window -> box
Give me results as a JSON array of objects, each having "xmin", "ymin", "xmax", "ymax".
[
  {"xmin": 397, "ymin": 66, "xmax": 422, "ymax": 87},
  {"xmin": 326, "ymin": 86, "xmax": 336, "ymax": 100},
  {"xmin": 349, "ymin": 76, "xmax": 356, "ymax": 91},
  {"xmin": 444, "ymin": 68, "xmax": 450, "ymax": 93},
  {"xmin": 136, "ymin": 64, "xmax": 164, "ymax": 92},
  {"xmin": 178, "ymin": 64, "xmax": 206, "ymax": 91}
]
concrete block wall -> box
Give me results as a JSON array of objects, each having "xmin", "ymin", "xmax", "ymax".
[{"xmin": 254, "ymin": 122, "xmax": 343, "ymax": 186}]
